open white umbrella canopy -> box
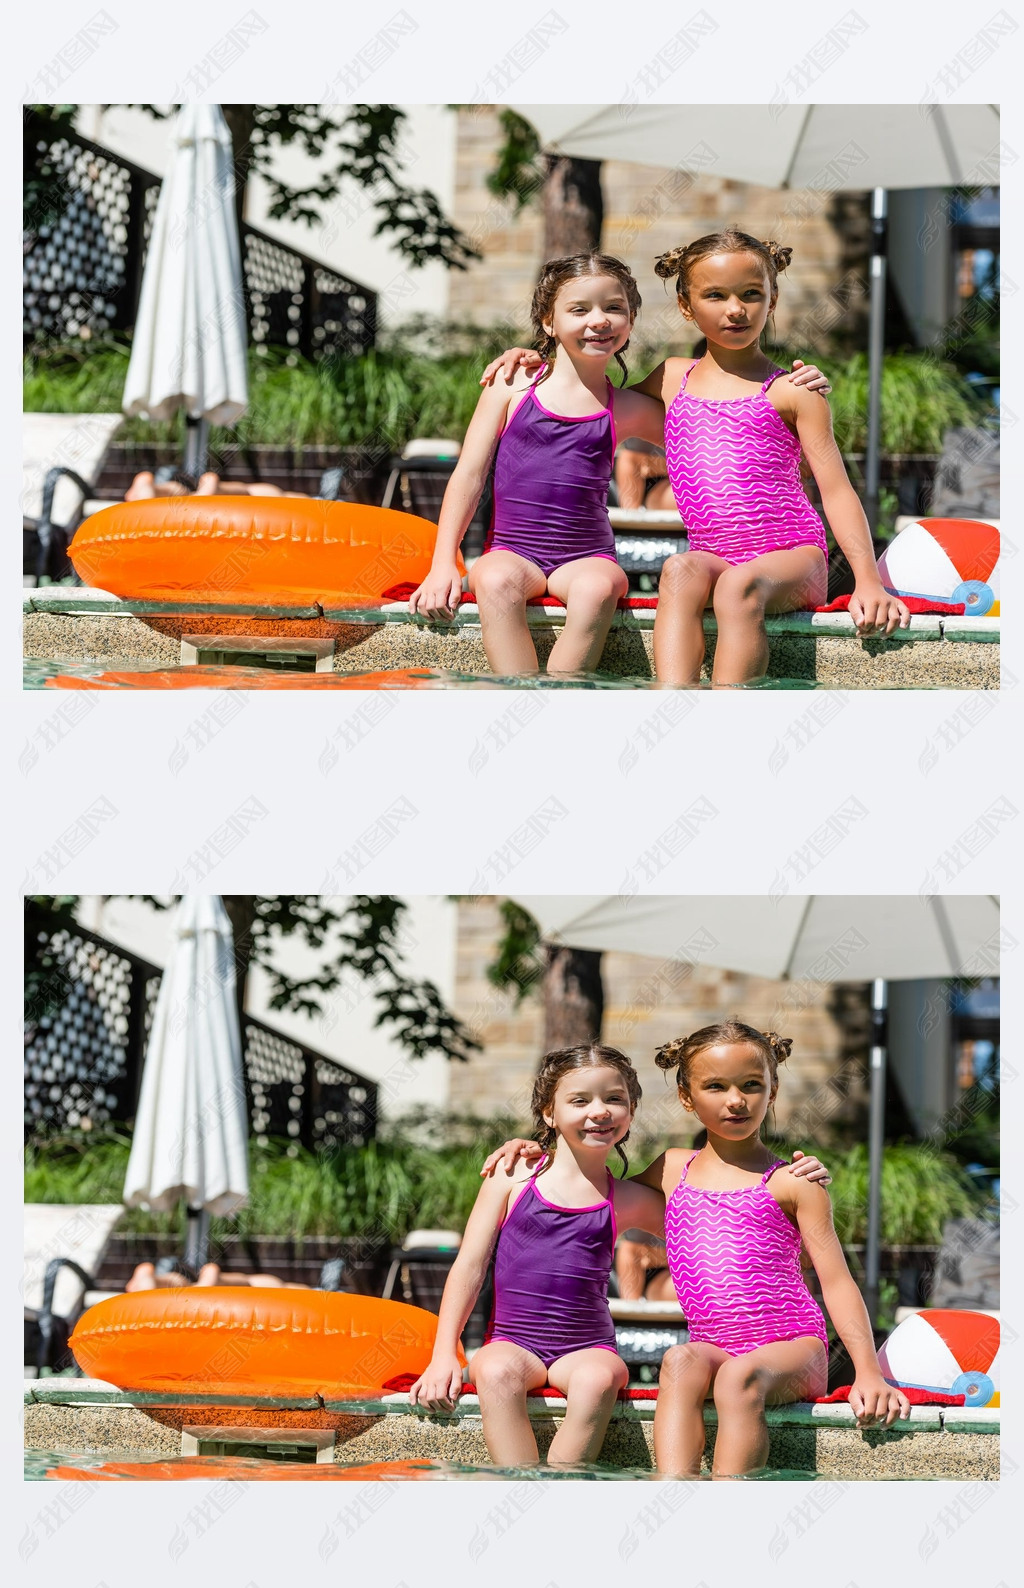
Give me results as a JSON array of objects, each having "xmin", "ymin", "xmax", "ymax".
[
  {"xmin": 512, "ymin": 105, "xmax": 999, "ymax": 527},
  {"xmin": 513, "ymin": 893, "xmax": 999, "ymax": 1321},
  {"xmin": 512, "ymin": 895, "xmax": 1000, "ymax": 980},
  {"xmin": 123, "ymin": 896, "xmax": 249, "ymax": 1223},
  {"xmin": 511, "ymin": 105, "xmax": 1000, "ymax": 189},
  {"xmin": 122, "ymin": 104, "xmax": 248, "ymax": 431}
]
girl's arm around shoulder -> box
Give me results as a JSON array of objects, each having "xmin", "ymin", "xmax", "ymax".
[
  {"xmin": 630, "ymin": 357, "xmax": 692, "ymax": 409},
  {"xmin": 613, "ymin": 385, "xmax": 668, "ymax": 447},
  {"xmin": 613, "ymin": 1174, "xmax": 665, "ymax": 1239},
  {"xmin": 628, "ymin": 1147, "xmax": 694, "ymax": 1199}
]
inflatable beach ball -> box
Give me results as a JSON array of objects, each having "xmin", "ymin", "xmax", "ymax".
[
  {"xmin": 877, "ymin": 519, "xmax": 1000, "ymax": 616},
  {"xmin": 878, "ymin": 1309, "xmax": 1000, "ymax": 1407}
]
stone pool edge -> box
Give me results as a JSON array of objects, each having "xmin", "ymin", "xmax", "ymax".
[
  {"xmin": 24, "ymin": 1380, "xmax": 1000, "ymax": 1479},
  {"xmin": 23, "ymin": 589, "xmax": 1000, "ymax": 688}
]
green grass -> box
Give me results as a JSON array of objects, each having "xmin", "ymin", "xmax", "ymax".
[
  {"xmin": 25, "ymin": 332, "xmax": 990, "ymax": 457},
  {"xmin": 26, "ymin": 1127, "xmax": 984, "ymax": 1247}
]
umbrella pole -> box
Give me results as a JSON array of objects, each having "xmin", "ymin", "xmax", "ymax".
[
  {"xmin": 183, "ymin": 416, "xmax": 210, "ymax": 481},
  {"xmin": 183, "ymin": 1205, "xmax": 210, "ymax": 1275},
  {"xmin": 864, "ymin": 977, "xmax": 888, "ymax": 1327},
  {"xmin": 864, "ymin": 189, "xmax": 888, "ymax": 534}
]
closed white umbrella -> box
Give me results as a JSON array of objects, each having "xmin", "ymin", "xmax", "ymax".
[
  {"xmin": 123, "ymin": 895, "xmax": 249, "ymax": 1272},
  {"xmin": 122, "ymin": 104, "xmax": 248, "ymax": 477},
  {"xmin": 512, "ymin": 105, "xmax": 1000, "ymax": 529},
  {"xmin": 512, "ymin": 894, "xmax": 999, "ymax": 1319}
]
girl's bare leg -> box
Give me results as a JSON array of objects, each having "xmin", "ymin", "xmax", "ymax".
[
  {"xmin": 653, "ymin": 552, "xmax": 729, "ymax": 685},
  {"xmin": 710, "ymin": 1335, "xmax": 827, "ymax": 1478},
  {"xmin": 546, "ymin": 557, "xmax": 629, "ymax": 674},
  {"xmin": 468, "ymin": 550, "xmax": 547, "ymax": 675},
  {"xmin": 653, "ymin": 1341, "xmax": 730, "ymax": 1476},
  {"xmin": 545, "ymin": 1348, "xmax": 629, "ymax": 1464},
  {"xmin": 710, "ymin": 546, "xmax": 827, "ymax": 686},
  {"xmin": 470, "ymin": 1341, "xmax": 548, "ymax": 1465}
]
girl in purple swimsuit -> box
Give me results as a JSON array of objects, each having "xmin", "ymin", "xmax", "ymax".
[
  {"xmin": 410, "ymin": 254, "xmax": 672, "ymax": 675},
  {"xmin": 409, "ymin": 1044, "xmax": 665, "ymax": 1466}
]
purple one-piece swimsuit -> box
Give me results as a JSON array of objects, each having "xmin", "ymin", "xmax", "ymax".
[
  {"xmin": 485, "ymin": 1166, "xmax": 620, "ymax": 1368},
  {"xmin": 485, "ymin": 373, "xmax": 620, "ymax": 578}
]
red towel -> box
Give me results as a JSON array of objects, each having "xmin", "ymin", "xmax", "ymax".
[
  {"xmin": 813, "ymin": 1384, "xmax": 965, "ymax": 1406},
  {"xmin": 383, "ymin": 1372, "xmax": 963, "ymax": 1407},
  {"xmin": 381, "ymin": 1373, "xmax": 657, "ymax": 1401},
  {"xmin": 814, "ymin": 593, "xmax": 965, "ymax": 616},
  {"xmin": 381, "ymin": 584, "xmax": 659, "ymax": 611},
  {"xmin": 376, "ymin": 585, "xmax": 970, "ymax": 618}
]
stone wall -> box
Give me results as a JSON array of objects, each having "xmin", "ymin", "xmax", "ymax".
[
  {"xmin": 447, "ymin": 899, "xmax": 870, "ymax": 1146},
  {"xmin": 448, "ymin": 108, "xmax": 870, "ymax": 355}
]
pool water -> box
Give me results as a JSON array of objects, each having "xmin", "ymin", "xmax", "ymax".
[
  {"xmin": 24, "ymin": 659, "xmax": 841, "ymax": 691},
  {"xmin": 25, "ymin": 1448, "xmax": 935, "ymax": 1481}
]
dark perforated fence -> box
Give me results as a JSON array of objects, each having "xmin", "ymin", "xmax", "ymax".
[
  {"xmin": 24, "ymin": 908, "xmax": 377, "ymax": 1148},
  {"xmin": 24, "ymin": 113, "xmax": 377, "ymax": 357}
]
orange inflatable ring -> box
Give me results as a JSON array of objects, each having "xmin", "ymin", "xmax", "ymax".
[
  {"xmin": 69, "ymin": 497, "xmax": 456, "ymax": 607},
  {"xmin": 51, "ymin": 1458, "xmax": 442, "ymax": 1481},
  {"xmin": 69, "ymin": 1288, "xmax": 460, "ymax": 1397}
]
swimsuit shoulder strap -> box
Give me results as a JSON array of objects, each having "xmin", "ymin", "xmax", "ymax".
[
  {"xmin": 676, "ymin": 358, "xmax": 701, "ymax": 395},
  {"xmin": 679, "ymin": 1149, "xmax": 701, "ymax": 1183},
  {"xmin": 760, "ymin": 367, "xmax": 786, "ymax": 395},
  {"xmin": 527, "ymin": 364, "xmax": 549, "ymax": 404},
  {"xmin": 759, "ymin": 1158, "xmax": 788, "ymax": 1187}
]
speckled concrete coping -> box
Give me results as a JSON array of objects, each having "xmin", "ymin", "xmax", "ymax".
[
  {"xmin": 24, "ymin": 1381, "xmax": 999, "ymax": 1478},
  {"xmin": 23, "ymin": 589, "xmax": 999, "ymax": 687}
]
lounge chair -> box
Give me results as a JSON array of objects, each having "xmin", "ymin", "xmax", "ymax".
[
  {"xmin": 381, "ymin": 440, "xmax": 462, "ymax": 517},
  {"xmin": 23, "ymin": 413, "xmax": 124, "ymax": 584},
  {"xmin": 24, "ymin": 1203, "xmax": 125, "ymax": 1375},
  {"xmin": 381, "ymin": 1229, "xmax": 463, "ymax": 1310}
]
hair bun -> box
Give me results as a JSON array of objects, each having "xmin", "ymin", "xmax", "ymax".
[
  {"xmin": 762, "ymin": 1031, "xmax": 793, "ymax": 1062},
  {"xmin": 654, "ymin": 246, "xmax": 687, "ymax": 280},
  {"xmin": 654, "ymin": 1038, "xmax": 684, "ymax": 1070},
  {"xmin": 762, "ymin": 240, "xmax": 793, "ymax": 272}
]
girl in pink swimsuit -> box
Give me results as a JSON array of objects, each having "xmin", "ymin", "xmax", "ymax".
[
  {"xmin": 651, "ymin": 1022, "xmax": 909, "ymax": 1477},
  {"xmin": 643, "ymin": 230, "xmax": 909, "ymax": 684}
]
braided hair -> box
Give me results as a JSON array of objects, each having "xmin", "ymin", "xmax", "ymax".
[
  {"xmin": 531, "ymin": 1042, "xmax": 642, "ymax": 1172},
  {"xmin": 530, "ymin": 253, "xmax": 642, "ymax": 386}
]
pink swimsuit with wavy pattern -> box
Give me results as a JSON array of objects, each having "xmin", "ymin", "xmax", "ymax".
[
  {"xmin": 664, "ymin": 1152, "xmax": 828, "ymax": 1356},
  {"xmin": 664, "ymin": 361, "xmax": 828, "ymax": 566}
]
